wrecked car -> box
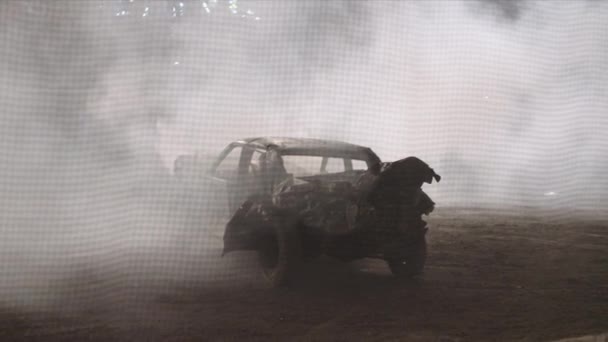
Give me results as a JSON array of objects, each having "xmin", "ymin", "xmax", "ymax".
[{"xmin": 206, "ymin": 137, "xmax": 440, "ymax": 286}]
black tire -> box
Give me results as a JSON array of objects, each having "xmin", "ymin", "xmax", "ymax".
[
  {"xmin": 257, "ymin": 217, "xmax": 302, "ymax": 287},
  {"xmin": 386, "ymin": 236, "xmax": 427, "ymax": 278}
]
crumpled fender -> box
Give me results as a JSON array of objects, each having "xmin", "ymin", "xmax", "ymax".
[
  {"xmin": 368, "ymin": 156, "xmax": 440, "ymax": 206},
  {"xmin": 417, "ymin": 190, "xmax": 436, "ymax": 215}
]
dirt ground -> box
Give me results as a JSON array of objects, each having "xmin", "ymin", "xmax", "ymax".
[{"xmin": 1, "ymin": 207, "xmax": 607, "ymax": 341}]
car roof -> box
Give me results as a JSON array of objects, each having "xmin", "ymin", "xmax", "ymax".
[{"xmin": 240, "ymin": 137, "xmax": 381, "ymax": 163}]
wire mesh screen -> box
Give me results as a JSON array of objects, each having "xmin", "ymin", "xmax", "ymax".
[{"xmin": 0, "ymin": 1, "xmax": 607, "ymax": 341}]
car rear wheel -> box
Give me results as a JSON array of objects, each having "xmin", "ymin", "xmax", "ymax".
[
  {"xmin": 257, "ymin": 217, "xmax": 301, "ymax": 287},
  {"xmin": 386, "ymin": 236, "xmax": 427, "ymax": 278}
]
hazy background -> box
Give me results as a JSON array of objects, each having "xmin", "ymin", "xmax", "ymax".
[{"xmin": 0, "ymin": 0, "xmax": 607, "ymax": 311}]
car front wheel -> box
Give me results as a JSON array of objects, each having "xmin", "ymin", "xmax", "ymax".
[{"xmin": 257, "ymin": 217, "xmax": 301, "ymax": 287}]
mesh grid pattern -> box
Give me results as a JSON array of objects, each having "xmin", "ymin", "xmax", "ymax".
[{"xmin": 0, "ymin": 1, "xmax": 607, "ymax": 339}]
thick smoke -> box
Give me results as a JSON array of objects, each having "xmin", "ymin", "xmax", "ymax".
[
  {"xmin": 0, "ymin": 1, "xmax": 224, "ymax": 311},
  {"xmin": 156, "ymin": 0, "xmax": 608, "ymax": 210},
  {"xmin": 0, "ymin": 0, "xmax": 606, "ymax": 313}
]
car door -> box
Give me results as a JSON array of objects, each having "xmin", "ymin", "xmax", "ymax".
[
  {"xmin": 241, "ymin": 147, "xmax": 266, "ymax": 198},
  {"xmin": 208, "ymin": 143, "xmax": 248, "ymax": 218}
]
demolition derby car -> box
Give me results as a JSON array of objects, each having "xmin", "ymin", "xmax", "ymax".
[{"xmin": 191, "ymin": 137, "xmax": 441, "ymax": 287}]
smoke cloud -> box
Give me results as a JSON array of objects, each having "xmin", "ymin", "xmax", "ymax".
[
  {"xmin": 156, "ymin": 0, "xmax": 608, "ymax": 209},
  {"xmin": 0, "ymin": 0, "xmax": 606, "ymax": 313}
]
